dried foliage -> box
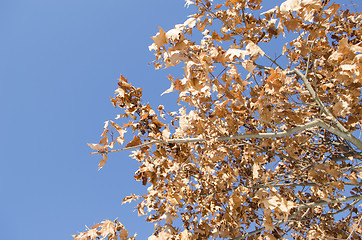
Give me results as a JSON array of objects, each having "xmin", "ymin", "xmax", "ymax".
[{"xmin": 74, "ymin": 0, "xmax": 362, "ymax": 239}]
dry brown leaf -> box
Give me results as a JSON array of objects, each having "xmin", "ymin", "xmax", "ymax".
[
  {"xmin": 98, "ymin": 154, "xmax": 108, "ymax": 170},
  {"xmin": 225, "ymin": 48, "xmax": 248, "ymax": 61},
  {"xmin": 125, "ymin": 136, "xmax": 142, "ymax": 148},
  {"xmin": 88, "ymin": 143, "xmax": 105, "ymax": 151},
  {"xmin": 149, "ymin": 27, "xmax": 168, "ymax": 51}
]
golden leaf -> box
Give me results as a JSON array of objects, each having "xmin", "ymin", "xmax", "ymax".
[
  {"xmin": 122, "ymin": 194, "xmax": 140, "ymax": 205},
  {"xmin": 166, "ymin": 28, "xmax": 184, "ymax": 44},
  {"xmin": 125, "ymin": 136, "xmax": 142, "ymax": 148},
  {"xmin": 242, "ymin": 60, "xmax": 256, "ymax": 72},
  {"xmin": 88, "ymin": 143, "xmax": 106, "ymax": 152},
  {"xmin": 214, "ymin": 4, "xmax": 223, "ymax": 9},
  {"xmin": 98, "ymin": 154, "xmax": 108, "ymax": 170},
  {"xmin": 149, "ymin": 27, "xmax": 168, "ymax": 51},
  {"xmin": 245, "ymin": 41, "xmax": 265, "ymax": 57},
  {"xmin": 119, "ymin": 230, "xmax": 129, "ymax": 240},
  {"xmin": 100, "ymin": 220, "xmax": 116, "ymax": 237},
  {"xmin": 183, "ymin": 17, "xmax": 196, "ymax": 28},
  {"xmin": 280, "ymin": 0, "xmax": 301, "ymax": 13},
  {"xmin": 225, "ymin": 48, "xmax": 248, "ymax": 61}
]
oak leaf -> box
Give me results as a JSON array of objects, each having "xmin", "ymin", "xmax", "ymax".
[
  {"xmin": 184, "ymin": 17, "xmax": 196, "ymax": 28},
  {"xmin": 166, "ymin": 28, "xmax": 184, "ymax": 44},
  {"xmin": 245, "ymin": 41, "xmax": 265, "ymax": 57},
  {"xmin": 100, "ymin": 220, "xmax": 116, "ymax": 237},
  {"xmin": 122, "ymin": 194, "xmax": 140, "ymax": 205},
  {"xmin": 88, "ymin": 143, "xmax": 106, "ymax": 152},
  {"xmin": 149, "ymin": 27, "xmax": 168, "ymax": 51},
  {"xmin": 280, "ymin": 0, "xmax": 301, "ymax": 13},
  {"xmin": 225, "ymin": 49, "xmax": 248, "ymax": 61},
  {"xmin": 125, "ymin": 136, "xmax": 142, "ymax": 148},
  {"xmin": 99, "ymin": 154, "xmax": 108, "ymax": 170}
]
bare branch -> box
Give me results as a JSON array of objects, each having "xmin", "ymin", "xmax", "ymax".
[
  {"xmin": 320, "ymin": 199, "xmax": 360, "ymax": 218},
  {"xmin": 248, "ymin": 181, "xmax": 362, "ymax": 189},
  {"xmin": 90, "ymin": 119, "xmax": 362, "ymax": 155},
  {"xmin": 297, "ymin": 194, "xmax": 362, "ymax": 209},
  {"xmin": 288, "ymin": 69, "xmax": 347, "ymax": 132},
  {"xmin": 346, "ymin": 213, "xmax": 362, "ymax": 240},
  {"xmin": 168, "ymin": 119, "xmax": 322, "ymax": 143}
]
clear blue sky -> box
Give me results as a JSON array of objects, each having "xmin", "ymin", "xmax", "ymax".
[
  {"xmin": 0, "ymin": 1, "xmax": 359, "ymax": 240},
  {"xmin": 0, "ymin": 1, "xmax": 193, "ymax": 239}
]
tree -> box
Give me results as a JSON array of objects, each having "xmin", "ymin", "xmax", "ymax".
[{"xmin": 74, "ymin": 0, "xmax": 362, "ymax": 239}]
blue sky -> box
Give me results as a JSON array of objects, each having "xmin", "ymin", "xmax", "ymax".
[
  {"xmin": 0, "ymin": 1, "xmax": 360, "ymax": 240},
  {"xmin": 0, "ymin": 1, "xmax": 193, "ymax": 239}
]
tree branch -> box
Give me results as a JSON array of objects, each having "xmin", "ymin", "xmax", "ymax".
[
  {"xmin": 347, "ymin": 213, "xmax": 362, "ymax": 240},
  {"xmin": 167, "ymin": 119, "xmax": 322, "ymax": 143},
  {"xmin": 288, "ymin": 69, "xmax": 346, "ymax": 132},
  {"xmin": 248, "ymin": 181, "xmax": 362, "ymax": 189},
  {"xmin": 289, "ymin": 70, "xmax": 362, "ymax": 151},
  {"xmin": 90, "ymin": 118, "xmax": 362, "ymax": 155},
  {"xmin": 297, "ymin": 194, "xmax": 362, "ymax": 209},
  {"xmin": 317, "ymin": 199, "xmax": 360, "ymax": 218}
]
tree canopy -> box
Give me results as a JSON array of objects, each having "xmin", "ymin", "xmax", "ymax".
[{"xmin": 74, "ymin": 0, "xmax": 362, "ymax": 239}]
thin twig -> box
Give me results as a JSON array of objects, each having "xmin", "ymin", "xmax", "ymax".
[
  {"xmin": 305, "ymin": 39, "xmax": 316, "ymax": 77},
  {"xmin": 324, "ymin": 199, "xmax": 361, "ymax": 217},
  {"xmin": 89, "ymin": 140, "xmax": 157, "ymax": 155},
  {"xmin": 297, "ymin": 194, "xmax": 362, "ymax": 209},
  {"xmin": 285, "ymin": 199, "xmax": 361, "ymax": 223},
  {"xmin": 346, "ymin": 212, "xmax": 362, "ymax": 240}
]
